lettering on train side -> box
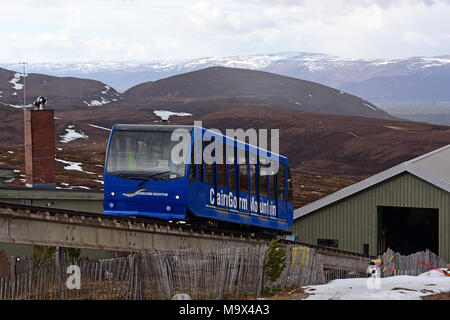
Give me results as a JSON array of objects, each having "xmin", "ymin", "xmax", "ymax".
[{"xmin": 208, "ymin": 188, "xmax": 240, "ymax": 210}]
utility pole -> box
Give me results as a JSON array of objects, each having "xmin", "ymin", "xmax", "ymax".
[{"xmin": 19, "ymin": 62, "xmax": 28, "ymax": 107}]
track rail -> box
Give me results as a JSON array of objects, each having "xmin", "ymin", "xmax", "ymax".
[
  {"xmin": 0, "ymin": 201, "xmax": 371, "ymax": 260},
  {"xmin": 0, "ymin": 201, "xmax": 268, "ymax": 251},
  {"xmin": 0, "ymin": 201, "xmax": 270, "ymax": 239}
]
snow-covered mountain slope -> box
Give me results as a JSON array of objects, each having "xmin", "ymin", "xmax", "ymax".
[{"xmin": 3, "ymin": 53, "xmax": 450, "ymax": 103}]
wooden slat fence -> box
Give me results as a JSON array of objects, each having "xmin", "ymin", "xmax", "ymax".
[
  {"xmin": 378, "ymin": 248, "xmax": 447, "ymax": 277},
  {"xmin": 274, "ymin": 245, "xmax": 325, "ymax": 290},
  {"xmin": 139, "ymin": 246, "xmax": 268, "ymax": 299},
  {"xmin": 0, "ymin": 245, "xmax": 376, "ymax": 300}
]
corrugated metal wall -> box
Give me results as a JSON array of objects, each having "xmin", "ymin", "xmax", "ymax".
[{"xmin": 292, "ymin": 173, "xmax": 450, "ymax": 262}]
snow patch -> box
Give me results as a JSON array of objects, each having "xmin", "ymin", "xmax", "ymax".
[
  {"xmin": 83, "ymin": 97, "xmax": 111, "ymax": 107},
  {"xmin": 420, "ymin": 57, "xmax": 450, "ymax": 69},
  {"xmin": 369, "ymin": 60, "xmax": 397, "ymax": 67},
  {"xmin": 290, "ymin": 100, "xmax": 302, "ymax": 106},
  {"xmin": 59, "ymin": 126, "xmax": 88, "ymax": 143},
  {"xmin": 304, "ymin": 269, "xmax": 450, "ymax": 300},
  {"xmin": 101, "ymin": 85, "xmax": 110, "ymax": 94},
  {"xmin": 9, "ymin": 73, "xmax": 24, "ymax": 90},
  {"xmin": 363, "ymin": 103, "xmax": 377, "ymax": 110},
  {"xmin": 55, "ymin": 158, "xmax": 83, "ymax": 171},
  {"xmin": 154, "ymin": 110, "xmax": 192, "ymax": 121},
  {"xmin": 8, "ymin": 103, "xmax": 33, "ymax": 109}
]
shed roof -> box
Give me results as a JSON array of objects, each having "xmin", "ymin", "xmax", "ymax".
[{"xmin": 294, "ymin": 144, "xmax": 450, "ymax": 220}]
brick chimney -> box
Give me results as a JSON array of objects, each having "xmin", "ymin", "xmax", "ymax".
[{"xmin": 24, "ymin": 109, "xmax": 56, "ymax": 188}]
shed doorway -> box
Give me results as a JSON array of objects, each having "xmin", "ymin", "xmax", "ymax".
[{"xmin": 377, "ymin": 206, "xmax": 438, "ymax": 256}]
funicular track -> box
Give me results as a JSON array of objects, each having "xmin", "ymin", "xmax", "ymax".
[{"xmin": 0, "ymin": 201, "xmax": 371, "ymax": 270}]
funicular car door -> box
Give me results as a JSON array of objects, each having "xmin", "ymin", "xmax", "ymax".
[
  {"xmin": 277, "ymin": 162, "xmax": 287, "ymax": 221},
  {"xmin": 214, "ymin": 136, "xmax": 228, "ymax": 211}
]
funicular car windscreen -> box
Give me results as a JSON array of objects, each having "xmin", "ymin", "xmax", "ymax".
[{"xmin": 106, "ymin": 129, "xmax": 187, "ymax": 180}]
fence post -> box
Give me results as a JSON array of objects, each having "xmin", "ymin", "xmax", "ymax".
[
  {"xmin": 9, "ymin": 256, "xmax": 15, "ymax": 300},
  {"xmin": 128, "ymin": 255, "xmax": 134, "ymax": 300},
  {"xmin": 256, "ymin": 246, "xmax": 267, "ymax": 298},
  {"xmin": 55, "ymin": 247, "xmax": 64, "ymax": 300}
]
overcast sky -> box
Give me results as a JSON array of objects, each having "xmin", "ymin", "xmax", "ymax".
[{"xmin": 1, "ymin": 0, "xmax": 450, "ymax": 63}]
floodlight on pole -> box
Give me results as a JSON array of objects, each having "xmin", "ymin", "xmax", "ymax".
[{"xmin": 19, "ymin": 62, "xmax": 28, "ymax": 107}]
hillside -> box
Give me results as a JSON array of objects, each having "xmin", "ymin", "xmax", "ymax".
[
  {"xmin": 0, "ymin": 68, "xmax": 123, "ymax": 110},
  {"xmin": 3, "ymin": 102, "xmax": 448, "ymax": 176},
  {"xmin": 124, "ymin": 67, "xmax": 394, "ymax": 120},
  {"xmin": 173, "ymin": 105, "xmax": 450, "ymax": 176},
  {"xmin": 2, "ymin": 103, "xmax": 450, "ymax": 208}
]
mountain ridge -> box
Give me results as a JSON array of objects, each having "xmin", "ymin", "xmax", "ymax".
[
  {"xmin": 123, "ymin": 66, "xmax": 394, "ymax": 120},
  {"xmin": 0, "ymin": 65, "xmax": 395, "ymax": 120},
  {"xmin": 3, "ymin": 52, "xmax": 450, "ymax": 103}
]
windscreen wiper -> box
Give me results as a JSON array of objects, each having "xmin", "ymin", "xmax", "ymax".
[{"xmin": 137, "ymin": 171, "xmax": 171, "ymax": 187}]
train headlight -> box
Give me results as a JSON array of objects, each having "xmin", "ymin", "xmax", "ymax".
[
  {"xmin": 109, "ymin": 202, "xmax": 115, "ymax": 209},
  {"xmin": 165, "ymin": 205, "xmax": 172, "ymax": 212},
  {"xmin": 175, "ymin": 195, "xmax": 180, "ymax": 200}
]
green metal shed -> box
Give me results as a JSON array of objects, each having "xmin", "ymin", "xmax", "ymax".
[{"xmin": 292, "ymin": 145, "xmax": 450, "ymax": 262}]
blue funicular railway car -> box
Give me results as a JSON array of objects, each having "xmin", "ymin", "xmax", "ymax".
[{"xmin": 103, "ymin": 124, "xmax": 293, "ymax": 233}]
